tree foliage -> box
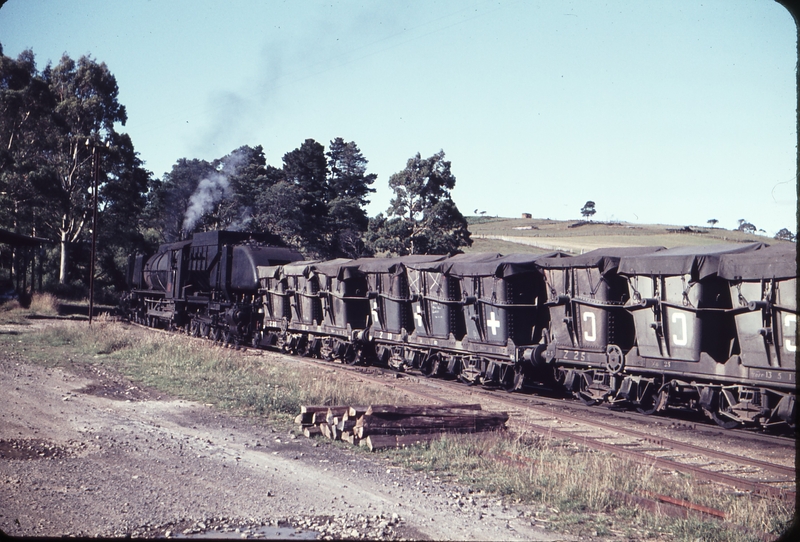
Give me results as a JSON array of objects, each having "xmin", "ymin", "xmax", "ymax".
[
  {"xmin": 581, "ymin": 201, "xmax": 596, "ymax": 220},
  {"xmin": 0, "ymin": 44, "xmax": 151, "ymax": 291},
  {"xmin": 774, "ymin": 228, "xmax": 796, "ymax": 242},
  {"xmin": 366, "ymin": 151, "xmax": 471, "ymax": 256},
  {"xmin": 737, "ymin": 219, "xmax": 757, "ymax": 234},
  {"xmin": 145, "ymin": 158, "xmax": 215, "ymax": 242},
  {"xmin": 145, "ymin": 138, "xmax": 377, "ymax": 259}
]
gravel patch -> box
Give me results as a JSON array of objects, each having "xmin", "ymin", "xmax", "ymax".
[{"xmin": 0, "ymin": 347, "xmax": 572, "ymax": 540}]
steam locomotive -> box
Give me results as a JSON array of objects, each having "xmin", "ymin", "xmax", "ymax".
[{"xmin": 125, "ymin": 231, "xmax": 796, "ymax": 430}]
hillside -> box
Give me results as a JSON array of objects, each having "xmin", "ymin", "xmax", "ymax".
[{"xmin": 462, "ymin": 217, "xmax": 792, "ymax": 255}]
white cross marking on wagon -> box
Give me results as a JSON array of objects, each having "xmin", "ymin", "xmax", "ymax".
[
  {"xmin": 487, "ymin": 311, "xmax": 500, "ymax": 335},
  {"xmin": 428, "ymin": 274, "xmax": 441, "ymax": 295},
  {"xmin": 408, "ymin": 272, "xmax": 420, "ymax": 294}
]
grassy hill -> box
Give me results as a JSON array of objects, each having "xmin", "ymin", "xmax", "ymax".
[{"xmin": 462, "ymin": 217, "xmax": 791, "ymax": 255}]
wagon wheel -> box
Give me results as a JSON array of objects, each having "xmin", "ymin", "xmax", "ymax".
[
  {"xmin": 419, "ymin": 353, "xmax": 438, "ymax": 377},
  {"xmin": 319, "ymin": 338, "xmax": 335, "ymax": 361},
  {"xmin": 200, "ymin": 323, "xmax": 210, "ymax": 339},
  {"xmin": 276, "ymin": 334, "xmax": 289, "ymax": 353},
  {"xmin": 355, "ymin": 343, "xmax": 377, "ymax": 366},
  {"xmin": 710, "ymin": 391, "xmax": 740, "ymax": 429},
  {"xmin": 388, "ymin": 349, "xmax": 406, "ymax": 372},
  {"xmin": 503, "ymin": 366, "xmax": 524, "ymax": 393},
  {"xmin": 343, "ymin": 344, "xmax": 360, "ymax": 366},
  {"xmin": 295, "ymin": 337, "xmax": 309, "ymax": 357},
  {"xmin": 710, "ymin": 411, "xmax": 739, "ymax": 430},
  {"xmin": 636, "ymin": 387, "xmax": 666, "ymax": 416},
  {"xmin": 576, "ymin": 372, "xmax": 598, "ymax": 406},
  {"xmin": 457, "ymin": 374, "xmax": 477, "ymax": 386}
]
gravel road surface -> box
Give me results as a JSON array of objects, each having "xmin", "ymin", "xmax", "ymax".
[{"xmin": 0, "ymin": 346, "xmax": 573, "ymax": 540}]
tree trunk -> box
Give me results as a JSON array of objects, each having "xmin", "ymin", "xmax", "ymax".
[{"xmin": 59, "ymin": 236, "xmax": 69, "ymax": 285}]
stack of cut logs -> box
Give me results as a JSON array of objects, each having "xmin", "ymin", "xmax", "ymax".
[{"xmin": 295, "ymin": 403, "xmax": 508, "ymax": 451}]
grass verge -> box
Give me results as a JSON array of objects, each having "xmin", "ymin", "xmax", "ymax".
[
  {"xmin": 0, "ymin": 292, "xmax": 60, "ymax": 324},
  {"xmin": 385, "ymin": 432, "xmax": 793, "ymax": 541},
  {"xmin": 0, "ymin": 316, "xmax": 794, "ymax": 541}
]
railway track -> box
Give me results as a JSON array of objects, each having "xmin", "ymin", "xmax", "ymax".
[
  {"xmin": 278, "ymin": 351, "xmax": 796, "ymax": 505},
  {"xmin": 129, "ymin": 321, "xmax": 797, "ymax": 505}
]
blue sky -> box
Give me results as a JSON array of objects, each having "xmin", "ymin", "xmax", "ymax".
[{"xmin": 1, "ymin": 0, "xmax": 796, "ymax": 235}]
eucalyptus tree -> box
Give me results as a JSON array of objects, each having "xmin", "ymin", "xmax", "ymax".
[
  {"xmin": 367, "ymin": 150, "xmax": 471, "ymax": 256},
  {"xmin": 1, "ymin": 46, "xmax": 150, "ymax": 288},
  {"xmin": 41, "ymin": 53, "xmax": 129, "ymax": 283}
]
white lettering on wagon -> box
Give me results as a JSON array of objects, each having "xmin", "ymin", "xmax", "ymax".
[
  {"xmin": 582, "ymin": 311, "xmax": 596, "ymax": 342},
  {"xmin": 671, "ymin": 312, "xmax": 688, "ymax": 346},
  {"xmin": 785, "ymin": 314, "xmax": 796, "ymax": 353}
]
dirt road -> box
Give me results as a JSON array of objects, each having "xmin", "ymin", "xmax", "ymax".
[{"xmin": 0, "ymin": 344, "xmax": 572, "ymax": 540}]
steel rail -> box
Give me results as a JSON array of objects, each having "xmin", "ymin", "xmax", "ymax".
[
  {"xmin": 130, "ymin": 322, "xmax": 797, "ymax": 504},
  {"xmin": 293, "ymin": 359, "xmax": 797, "ymax": 503}
]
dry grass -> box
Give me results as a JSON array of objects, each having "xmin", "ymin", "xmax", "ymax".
[
  {"xmin": 387, "ymin": 430, "xmax": 794, "ymax": 541},
  {"xmin": 29, "ymin": 292, "xmax": 61, "ymax": 315},
  {"xmin": 1, "ymin": 318, "xmax": 793, "ymax": 541},
  {"xmin": 0, "ymin": 292, "xmax": 60, "ymax": 324},
  {"xmin": 11, "ymin": 320, "xmax": 411, "ymax": 423}
]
